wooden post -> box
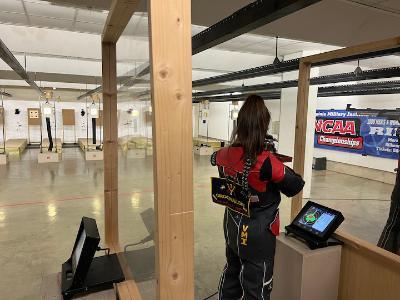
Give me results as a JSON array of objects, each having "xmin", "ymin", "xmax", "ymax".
[
  {"xmin": 148, "ymin": 0, "xmax": 194, "ymax": 299},
  {"xmin": 102, "ymin": 41, "xmax": 119, "ymax": 246},
  {"xmin": 291, "ymin": 60, "xmax": 311, "ymax": 220}
]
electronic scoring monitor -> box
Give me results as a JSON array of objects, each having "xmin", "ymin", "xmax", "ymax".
[{"xmin": 286, "ymin": 201, "xmax": 344, "ymax": 249}]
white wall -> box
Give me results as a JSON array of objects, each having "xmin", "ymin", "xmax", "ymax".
[
  {"xmin": 197, "ymin": 99, "xmax": 281, "ymax": 141},
  {"xmin": 0, "ymin": 100, "xmax": 152, "ymax": 145},
  {"xmin": 315, "ymin": 94, "xmax": 399, "ymax": 172},
  {"xmin": 1, "ymin": 100, "xmax": 89, "ymax": 143}
]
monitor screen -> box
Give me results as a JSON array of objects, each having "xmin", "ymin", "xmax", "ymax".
[
  {"xmin": 72, "ymin": 230, "xmax": 86, "ymax": 273},
  {"xmin": 293, "ymin": 205, "xmax": 338, "ymax": 238}
]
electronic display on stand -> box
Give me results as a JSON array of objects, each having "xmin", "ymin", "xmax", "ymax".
[
  {"xmin": 286, "ymin": 201, "xmax": 344, "ymax": 249},
  {"xmin": 61, "ymin": 217, "xmax": 124, "ymax": 299}
]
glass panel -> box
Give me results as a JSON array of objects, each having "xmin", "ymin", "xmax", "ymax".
[{"xmin": 117, "ymin": 10, "xmax": 155, "ymax": 299}]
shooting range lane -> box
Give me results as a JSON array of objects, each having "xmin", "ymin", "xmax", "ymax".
[{"xmin": 0, "ymin": 148, "xmax": 394, "ymax": 299}]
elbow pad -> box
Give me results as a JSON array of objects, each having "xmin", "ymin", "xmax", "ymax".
[{"xmin": 276, "ymin": 167, "xmax": 305, "ymax": 197}]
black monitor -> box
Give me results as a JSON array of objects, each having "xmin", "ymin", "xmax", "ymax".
[
  {"xmin": 286, "ymin": 201, "xmax": 344, "ymax": 249},
  {"xmin": 62, "ymin": 217, "xmax": 124, "ymax": 299},
  {"xmin": 70, "ymin": 217, "xmax": 100, "ymax": 279}
]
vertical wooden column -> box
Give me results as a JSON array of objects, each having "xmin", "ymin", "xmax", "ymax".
[
  {"xmin": 148, "ymin": 0, "xmax": 194, "ymax": 299},
  {"xmin": 102, "ymin": 41, "xmax": 119, "ymax": 246},
  {"xmin": 291, "ymin": 60, "xmax": 311, "ymax": 220}
]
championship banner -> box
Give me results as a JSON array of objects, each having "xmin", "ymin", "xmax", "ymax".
[{"xmin": 314, "ymin": 110, "xmax": 399, "ymax": 159}]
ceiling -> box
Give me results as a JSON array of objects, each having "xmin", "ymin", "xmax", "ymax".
[
  {"xmin": 1, "ymin": 0, "xmax": 400, "ymax": 101},
  {"xmin": 1, "ymin": 0, "xmax": 399, "ymax": 50}
]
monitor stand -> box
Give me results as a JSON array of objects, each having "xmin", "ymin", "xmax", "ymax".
[
  {"xmin": 62, "ymin": 253, "xmax": 125, "ymax": 300},
  {"xmin": 285, "ymin": 225, "xmax": 343, "ymax": 250}
]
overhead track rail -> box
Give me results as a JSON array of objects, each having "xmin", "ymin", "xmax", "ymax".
[
  {"xmin": 0, "ymin": 91, "xmax": 12, "ymax": 97},
  {"xmin": 0, "ymin": 38, "xmax": 44, "ymax": 96},
  {"xmin": 193, "ymin": 67, "xmax": 400, "ymax": 98},
  {"xmin": 193, "ymin": 59, "xmax": 300, "ymax": 87},
  {"xmin": 192, "ymin": 0, "xmax": 322, "ymax": 55},
  {"xmin": 319, "ymin": 88, "xmax": 400, "ymax": 97},
  {"xmin": 193, "ymin": 47, "xmax": 400, "ymax": 88},
  {"xmin": 193, "ymin": 81, "xmax": 400, "ymax": 103},
  {"xmin": 318, "ymin": 80, "xmax": 400, "ymax": 97},
  {"xmin": 192, "ymin": 91, "xmax": 281, "ymax": 103}
]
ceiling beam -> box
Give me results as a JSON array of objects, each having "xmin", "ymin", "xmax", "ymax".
[
  {"xmin": 192, "ymin": 0, "xmax": 322, "ymax": 55},
  {"xmin": 102, "ymin": 0, "xmax": 141, "ymax": 43},
  {"xmin": 0, "ymin": 38, "xmax": 44, "ymax": 96}
]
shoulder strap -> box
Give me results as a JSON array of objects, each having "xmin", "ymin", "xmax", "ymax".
[{"xmin": 241, "ymin": 157, "xmax": 252, "ymax": 197}]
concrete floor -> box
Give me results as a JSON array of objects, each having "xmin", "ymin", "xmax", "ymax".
[{"xmin": 0, "ymin": 148, "xmax": 394, "ymax": 300}]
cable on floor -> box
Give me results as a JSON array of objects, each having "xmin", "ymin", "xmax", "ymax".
[{"xmin": 201, "ymin": 291, "xmax": 218, "ymax": 300}]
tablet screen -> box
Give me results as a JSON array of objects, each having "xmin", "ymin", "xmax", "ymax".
[{"xmin": 294, "ymin": 205, "xmax": 337, "ymax": 237}]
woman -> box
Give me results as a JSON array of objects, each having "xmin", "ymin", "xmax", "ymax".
[{"xmin": 211, "ymin": 95, "xmax": 305, "ymax": 300}]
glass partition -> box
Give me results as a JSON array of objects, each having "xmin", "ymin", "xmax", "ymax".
[{"xmin": 116, "ymin": 10, "xmax": 156, "ymax": 299}]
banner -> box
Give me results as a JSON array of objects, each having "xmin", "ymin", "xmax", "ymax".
[{"xmin": 314, "ymin": 110, "xmax": 399, "ymax": 160}]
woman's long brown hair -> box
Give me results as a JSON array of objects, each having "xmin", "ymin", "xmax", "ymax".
[{"xmin": 231, "ymin": 94, "xmax": 271, "ymax": 163}]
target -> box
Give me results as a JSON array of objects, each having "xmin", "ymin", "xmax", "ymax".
[{"xmin": 302, "ymin": 210, "xmax": 321, "ymax": 225}]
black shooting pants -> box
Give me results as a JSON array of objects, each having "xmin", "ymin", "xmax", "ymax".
[{"xmin": 218, "ymin": 208, "xmax": 277, "ymax": 300}]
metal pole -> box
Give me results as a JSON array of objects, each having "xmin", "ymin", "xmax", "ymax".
[
  {"xmin": 39, "ymin": 98, "xmax": 43, "ymax": 153},
  {"xmin": 53, "ymin": 96, "xmax": 57, "ymax": 152},
  {"xmin": 1, "ymin": 92, "xmax": 5, "ymax": 153},
  {"xmin": 86, "ymin": 95, "xmax": 89, "ymax": 152}
]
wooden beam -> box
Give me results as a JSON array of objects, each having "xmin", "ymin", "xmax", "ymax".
[
  {"xmin": 303, "ymin": 36, "xmax": 400, "ymax": 65},
  {"xmin": 102, "ymin": 0, "xmax": 141, "ymax": 43},
  {"xmin": 148, "ymin": 0, "xmax": 194, "ymax": 299},
  {"xmin": 291, "ymin": 60, "xmax": 311, "ymax": 220},
  {"xmin": 102, "ymin": 41, "xmax": 119, "ymax": 245}
]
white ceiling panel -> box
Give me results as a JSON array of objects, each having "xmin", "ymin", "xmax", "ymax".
[
  {"xmin": 0, "ymin": 0, "xmax": 25, "ymax": 14},
  {"xmin": 73, "ymin": 21, "xmax": 103, "ymax": 34},
  {"xmin": 0, "ymin": 11, "xmax": 29, "ymax": 25},
  {"xmin": 28, "ymin": 15, "xmax": 73, "ymax": 29},
  {"xmin": 76, "ymin": 9, "xmax": 107, "ymax": 24},
  {"xmin": 347, "ymin": 0, "xmax": 400, "ymax": 13},
  {"xmin": 24, "ymin": 0, "xmax": 76, "ymax": 19}
]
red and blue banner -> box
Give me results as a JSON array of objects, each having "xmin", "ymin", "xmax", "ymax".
[{"xmin": 314, "ymin": 110, "xmax": 399, "ymax": 160}]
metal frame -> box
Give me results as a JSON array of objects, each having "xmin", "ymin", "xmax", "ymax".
[{"xmin": 0, "ymin": 38, "xmax": 44, "ymax": 96}]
